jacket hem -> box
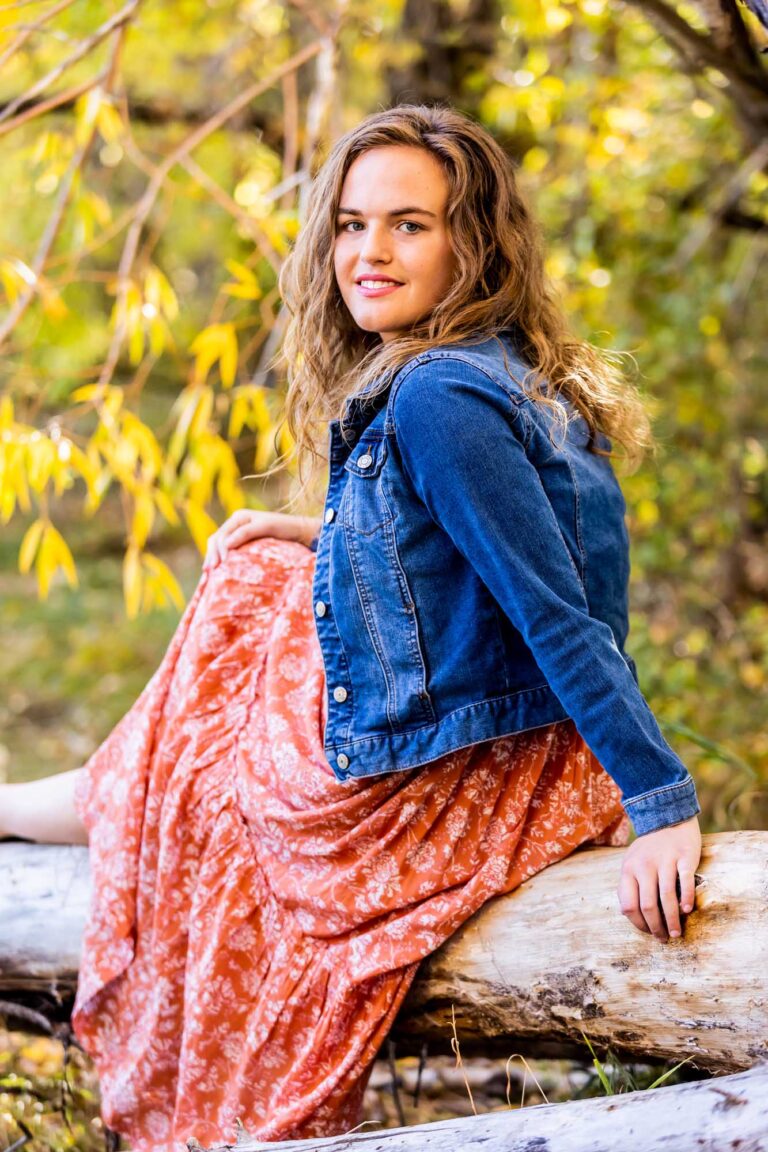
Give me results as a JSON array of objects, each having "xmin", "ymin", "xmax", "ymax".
[{"xmin": 325, "ymin": 684, "xmax": 571, "ymax": 779}]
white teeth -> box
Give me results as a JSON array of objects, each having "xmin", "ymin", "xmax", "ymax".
[{"xmin": 359, "ymin": 280, "xmax": 399, "ymax": 289}]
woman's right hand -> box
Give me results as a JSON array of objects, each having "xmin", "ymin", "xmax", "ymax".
[{"xmin": 202, "ymin": 510, "xmax": 320, "ymax": 569}]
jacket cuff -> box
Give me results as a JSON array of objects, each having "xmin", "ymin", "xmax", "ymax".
[
  {"xmin": 623, "ymin": 774, "xmax": 701, "ymax": 837},
  {"xmin": 308, "ymin": 533, "xmax": 320, "ymax": 553}
]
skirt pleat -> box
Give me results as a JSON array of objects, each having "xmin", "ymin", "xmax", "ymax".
[{"xmin": 72, "ymin": 537, "xmax": 628, "ymax": 1150}]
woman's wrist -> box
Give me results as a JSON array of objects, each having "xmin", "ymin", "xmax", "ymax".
[{"xmin": 295, "ymin": 515, "xmax": 322, "ymax": 549}]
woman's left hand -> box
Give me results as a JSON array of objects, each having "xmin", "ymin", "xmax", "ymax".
[{"xmin": 617, "ymin": 815, "xmax": 702, "ymax": 942}]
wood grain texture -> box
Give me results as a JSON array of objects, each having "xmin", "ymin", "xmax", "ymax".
[
  {"xmin": 189, "ymin": 1063, "xmax": 768, "ymax": 1151},
  {"xmin": 394, "ymin": 831, "xmax": 768, "ymax": 1072},
  {"xmin": 1, "ymin": 834, "xmax": 767, "ymax": 1071}
]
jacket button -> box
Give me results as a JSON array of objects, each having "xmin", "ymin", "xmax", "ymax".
[
  {"xmin": 315, "ymin": 600, "xmax": 327, "ymax": 617},
  {"xmin": 357, "ymin": 453, "xmax": 373, "ymax": 469},
  {"xmin": 336, "ymin": 753, "xmax": 349, "ymax": 770},
  {"xmin": 324, "ymin": 507, "xmax": 335, "ymax": 523},
  {"xmin": 333, "ymin": 686, "xmax": 348, "ymax": 702}
]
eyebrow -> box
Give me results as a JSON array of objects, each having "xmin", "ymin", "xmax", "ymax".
[{"xmin": 336, "ymin": 206, "xmax": 438, "ymax": 218}]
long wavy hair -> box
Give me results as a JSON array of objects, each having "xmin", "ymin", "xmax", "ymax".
[{"xmin": 275, "ymin": 103, "xmax": 653, "ymax": 510}]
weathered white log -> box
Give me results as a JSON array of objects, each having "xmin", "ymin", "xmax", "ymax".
[
  {"xmin": 1, "ymin": 834, "xmax": 767, "ymax": 1071},
  {"xmin": 396, "ymin": 830, "xmax": 768, "ymax": 1073},
  {"xmin": 190, "ymin": 1062, "xmax": 768, "ymax": 1151},
  {"xmin": 0, "ymin": 842, "xmax": 87, "ymax": 998}
]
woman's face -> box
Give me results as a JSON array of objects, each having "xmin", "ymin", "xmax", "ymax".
[{"xmin": 333, "ymin": 145, "xmax": 458, "ymax": 343}]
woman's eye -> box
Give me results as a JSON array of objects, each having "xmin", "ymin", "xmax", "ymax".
[{"xmin": 337, "ymin": 220, "xmax": 423, "ymax": 233}]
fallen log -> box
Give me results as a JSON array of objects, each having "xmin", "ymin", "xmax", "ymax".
[
  {"xmin": 190, "ymin": 1061, "xmax": 768, "ymax": 1152},
  {"xmin": 1, "ymin": 833, "xmax": 767, "ymax": 1071},
  {"xmin": 396, "ymin": 829, "xmax": 768, "ymax": 1073}
]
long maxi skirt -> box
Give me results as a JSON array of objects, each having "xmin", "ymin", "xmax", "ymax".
[{"xmin": 72, "ymin": 537, "xmax": 629, "ymax": 1151}]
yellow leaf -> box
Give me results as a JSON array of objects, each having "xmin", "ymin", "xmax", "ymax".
[
  {"xmin": 74, "ymin": 87, "xmax": 103, "ymax": 149},
  {"xmin": 131, "ymin": 488, "xmax": 155, "ymax": 548},
  {"xmin": 168, "ymin": 387, "xmax": 202, "ymax": 466},
  {"xmin": 122, "ymin": 412, "xmax": 162, "ymax": 477},
  {"xmin": 148, "ymin": 315, "xmax": 167, "ymax": 357},
  {"xmin": 183, "ymin": 501, "xmax": 217, "ymax": 555},
  {"xmin": 70, "ymin": 384, "xmax": 103, "ymax": 403},
  {"xmin": 96, "ymin": 100, "xmax": 123, "ymax": 144},
  {"xmin": 189, "ymin": 323, "xmax": 239, "ymax": 388},
  {"xmin": 154, "ymin": 489, "xmax": 180, "ymax": 525},
  {"xmin": 129, "ymin": 318, "xmax": 144, "ymax": 365},
  {"xmin": 26, "ymin": 437, "xmax": 56, "ymax": 493},
  {"xmin": 250, "ymin": 388, "xmax": 271, "ymax": 434},
  {"xmin": 145, "ymin": 266, "xmax": 178, "ymax": 320},
  {"xmin": 224, "ymin": 258, "xmax": 259, "ymax": 285},
  {"xmin": 19, "ymin": 518, "xmax": 44, "ymax": 574},
  {"xmin": 228, "ymin": 392, "xmax": 249, "ymax": 439},
  {"xmin": 47, "ymin": 524, "xmax": 78, "ymax": 588},
  {"xmin": 222, "ymin": 260, "xmax": 262, "ymax": 301},
  {"xmin": 123, "ymin": 547, "xmax": 142, "ymax": 619},
  {"xmin": 190, "ymin": 387, "xmax": 214, "ymax": 438},
  {"xmin": 0, "ymin": 262, "xmax": 19, "ymax": 304},
  {"xmin": 143, "ymin": 553, "xmax": 185, "ymax": 611},
  {"xmin": 222, "ymin": 281, "xmax": 263, "ymax": 300},
  {"xmin": 36, "ymin": 526, "xmax": 56, "ymax": 599}
]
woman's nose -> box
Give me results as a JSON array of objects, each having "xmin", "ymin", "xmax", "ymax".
[{"xmin": 359, "ymin": 224, "xmax": 392, "ymax": 262}]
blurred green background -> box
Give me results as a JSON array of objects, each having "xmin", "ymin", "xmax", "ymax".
[
  {"xmin": 1, "ymin": 0, "xmax": 766, "ymax": 829},
  {"xmin": 1, "ymin": 1, "xmax": 767, "ymax": 1146}
]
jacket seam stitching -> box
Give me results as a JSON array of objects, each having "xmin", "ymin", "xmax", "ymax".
[
  {"xmin": 623, "ymin": 775, "xmax": 695, "ymax": 808},
  {"xmin": 385, "ymin": 353, "xmax": 529, "ymax": 434},
  {"xmin": 332, "ymin": 681, "xmax": 553, "ymax": 746}
]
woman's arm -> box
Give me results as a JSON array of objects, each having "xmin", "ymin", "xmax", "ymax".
[{"xmin": 392, "ymin": 359, "xmax": 702, "ymax": 937}]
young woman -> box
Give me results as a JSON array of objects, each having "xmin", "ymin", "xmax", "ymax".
[{"xmin": 1, "ymin": 105, "xmax": 701, "ymax": 1150}]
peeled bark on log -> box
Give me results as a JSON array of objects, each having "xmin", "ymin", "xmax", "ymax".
[
  {"xmin": 190, "ymin": 1061, "xmax": 768, "ymax": 1151},
  {"xmin": 1, "ymin": 834, "xmax": 767, "ymax": 1072},
  {"xmin": 394, "ymin": 830, "xmax": 768, "ymax": 1073}
]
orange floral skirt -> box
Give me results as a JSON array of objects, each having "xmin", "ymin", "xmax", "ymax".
[{"xmin": 72, "ymin": 538, "xmax": 628, "ymax": 1151}]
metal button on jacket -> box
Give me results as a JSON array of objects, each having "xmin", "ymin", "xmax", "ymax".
[
  {"xmin": 315, "ymin": 600, "xmax": 327, "ymax": 618},
  {"xmin": 324, "ymin": 507, "xmax": 335, "ymax": 523},
  {"xmin": 357, "ymin": 453, "xmax": 373, "ymax": 469},
  {"xmin": 336, "ymin": 753, "xmax": 349, "ymax": 770},
  {"xmin": 332, "ymin": 685, "xmax": 348, "ymax": 703}
]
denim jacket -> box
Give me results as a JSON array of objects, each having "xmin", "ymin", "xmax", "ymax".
[{"xmin": 309, "ymin": 331, "xmax": 700, "ymax": 836}]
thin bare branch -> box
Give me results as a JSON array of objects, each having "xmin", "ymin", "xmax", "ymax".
[
  {"xmin": 178, "ymin": 155, "xmax": 284, "ymax": 275},
  {"xmin": 98, "ymin": 37, "xmax": 326, "ymax": 390},
  {"xmin": 0, "ymin": 75, "xmax": 94, "ymax": 138},
  {"xmin": 0, "ymin": 26, "xmax": 129, "ymax": 349},
  {"xmin": 0, "ymin": 0, "xmax": 65, "ymax": 9},
  {"xmin": 280, "ymin": 69, "xmax": 300, "ymax": 212},
  {"xmin": 285, "ymin": 0, "xmax": 334, "ymax": 38},
  {"xmin": 0, "ymin": 0, "xmax": 78, "ymax": 72},
  {"xmin": 0, "ymin": 0, "xmax": 141, "ymax": 128},
  {"xmin": 627, "ymin": 0, "xmax": 767, "ymax": 89},
  {"xmin": 673, "ymin": 135, "xmax": 768, "ymax": 266}
]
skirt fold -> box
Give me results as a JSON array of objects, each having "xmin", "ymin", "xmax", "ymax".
[{"xmin": 73, "ymin": 538, "xmax": 628, "ymax": 1150}]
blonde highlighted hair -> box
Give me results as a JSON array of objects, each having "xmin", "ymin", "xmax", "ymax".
[{"xmin": 275, "ymin": 103, "xmax": 652, "ymax": 509}]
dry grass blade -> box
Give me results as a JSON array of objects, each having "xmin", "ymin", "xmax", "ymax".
[{"xmin": 449, "ymin": 1003, "xmax": 478, "ymax": 1116}]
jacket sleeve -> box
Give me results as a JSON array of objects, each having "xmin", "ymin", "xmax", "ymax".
[{"xmin": 392, "ymin": 358, "xmax": 700, "ymax": 836}]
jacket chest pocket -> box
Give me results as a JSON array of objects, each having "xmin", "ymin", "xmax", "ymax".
[{"xmin": 338, "ymin": 439, "xmax": 393, "ymax": 535}]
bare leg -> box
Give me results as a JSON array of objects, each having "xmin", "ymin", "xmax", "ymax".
[{"xmin": 0, "ymin": 768, "xmax": 88, "ymax": 844}]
